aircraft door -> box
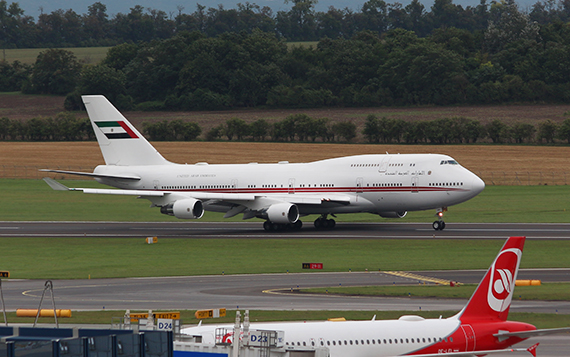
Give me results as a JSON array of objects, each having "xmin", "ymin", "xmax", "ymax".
[
  {"xmin": 460, "ymin": 324, "xmax": 476, "ymax": 352},
  {"xmin": 356, "ymin": 177, "xmax": 363, "ymax": 193},
  {"xmin": 411, "ymin": 175, "xmax": 419, "ymax": 193},
  {"xmin": 153, "ymin": 180, "xmax": 160, "ymax": 190},
  {"xmin": 231, "ymin": 179, "xmax": 238, "ymax": 191},
  {"xmin": 378, "ymin": 157, "xmax": 391, "ymax": 173},
  {"xmin": 288, "ymin": 178, "xmax": 295, "ymax": 193}
]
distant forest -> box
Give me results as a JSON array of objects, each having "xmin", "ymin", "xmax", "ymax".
[
  {"xmin": 3, "ymin": 0, "xmax": 570, "ymax": 110},
  {"xmin": 1, "ymin": 0, "xmax": 570, "ymax": 46}
]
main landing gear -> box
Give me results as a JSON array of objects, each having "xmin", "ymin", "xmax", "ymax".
[
  {"xmin": 314, "ymin": 214, "xmax": 336, "ymax": 230},
  {"xmin": 432, "ymin": 207, "xmax": 447, "ymax": 231},
  {"xmin": 263, "ymin": 220, "xmax": 303, "ymax": 231}
]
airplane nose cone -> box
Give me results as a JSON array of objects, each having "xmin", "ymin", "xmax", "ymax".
[{"xmin": 472, "ymin": 175, "xmax": 485, "ymax": 195}]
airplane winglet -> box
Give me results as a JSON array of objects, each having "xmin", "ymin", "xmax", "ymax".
[
  {"xmin": 43, "ymin": 177, "xmax": 71, "ymax": 191},
  {"xmin": 527, "ymin": 343, "xmax": 539, "ymax": 357}
]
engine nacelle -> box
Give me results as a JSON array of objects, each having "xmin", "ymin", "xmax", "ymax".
[
  {"xmin": 160, "ymin": 198, "xmax": 204, "ymax": 219},
  {"xmin": 377, "ymin": 211, "xmax": 407, "ymax": 219},
  {"xmin": 266, "ymin": 203, "xmax": 299, "ymax": 224}
]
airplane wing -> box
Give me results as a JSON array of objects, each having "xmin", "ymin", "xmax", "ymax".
[
  {"xmin": 406, "ymin": 343, "xmax": 539, "ymax": 357},
  {"xmin": 42, "ymin": 178, "xmax": 349, "ymax": 217},
  {"xmin": 40, "ymin": 169, "xmax": 141, "ymax": 181}
]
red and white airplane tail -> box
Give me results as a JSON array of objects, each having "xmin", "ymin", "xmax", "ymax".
[{"xmin": 458, "ymin": 236, "xmax": 525, "ymax": 323}]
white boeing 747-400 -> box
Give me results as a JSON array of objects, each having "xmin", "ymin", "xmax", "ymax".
[
  {"xmin": 43, "ymin": 95, "xmax": 485, "ymax": 231},
  {"xmin": 181, "ymin": 236, "xmax": 569, "ymax": 356}
]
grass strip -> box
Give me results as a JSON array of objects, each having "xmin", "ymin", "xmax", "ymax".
[
  {"xmin": 302, "ymin": 282, "xmax": 570, "ymax": 301},
  {"xmin": 5, "ymin": 310, "xmax": 568, "ymax": 329},
  {"xmin": 0, "ymin": 238, "xmax": 569, "ymax": 279}
]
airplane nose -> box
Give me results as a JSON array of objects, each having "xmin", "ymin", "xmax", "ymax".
[{"xmin": 471, "ymin": 175, "xmax": 485, "ymax": 195}]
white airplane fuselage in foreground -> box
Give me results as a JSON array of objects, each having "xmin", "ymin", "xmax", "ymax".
[
  {"xmin": 43, "ymin": 95, "xmax": 485, "ymax": 231},
  {"xmin": 182, "ymin": 237, "xmax": 567, "ymax": 357}
]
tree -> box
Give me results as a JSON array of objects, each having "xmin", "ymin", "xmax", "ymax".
[
  {"xmin": 363, "ymin": 114, "xmax": 381, "ymax": 143},
  {"xmin": 484, "ymin": 0, "xmax": 540, "ymax": 53},
  {"xmin": 79, "ymin": 64, "xmax": 127, "ymax": 102},
  {"xmin": 26, "ymin": 49, "xmax": 81, "ymax": 95},
  {"xmin": 250, "ymin": 119, "xmax": 270, "ymax": 141},
  {"xmin": 557, "ymin": 117, "xmax": 570, "ymax": 143},
  {"xmin": 511, "ymin": 122, "xmax": 536, "ymax": 143},
  {"xmin": 537, "ymin": 119, "xmax": 558, "ymax": 143},
  {"xmin": 225, "ymin": 118, "xmax": 249, "ymax": 141},
  {"xmin": 331, "ymin": 121, "xmax": 357, "ymax": 142},
  {"xmin": 485, "ymin": 119, "xmax": 510, "ymax": 143}
]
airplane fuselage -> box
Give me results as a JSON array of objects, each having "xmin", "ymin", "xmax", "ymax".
[
  {"xmin": 93, "ymin": 153, "xmax": 484, "ymax": 216},
  {"xmin": 182, "ymin": 316, "xmax": 532, "ymax": 357}
]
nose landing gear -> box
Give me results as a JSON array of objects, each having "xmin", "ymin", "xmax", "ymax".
[{"xmin": 432, "ymin": 207, "xmax": 447, "ymax": 231}]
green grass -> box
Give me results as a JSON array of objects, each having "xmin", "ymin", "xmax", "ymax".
[
  {"xmin": 4, "ymin": 178, "xmax": 570, "ymax": 222},
  {"xmin": 6, "ymin": 310, "xmax": 569, "ymax": 329},
  {"xmin": 2, "ymin": 47, "xmax": 111, "ymax": 65},
  {"xmin": 303, "ymin": 282, "xmax": 570, "ymax": 301},
  {"xmin": 0, "ymin": 238, "xmax": 569, "ymax": 279}
]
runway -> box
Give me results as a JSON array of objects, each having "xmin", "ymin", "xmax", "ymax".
[{"xmin": 2, "ymin": 221, "xmax": 570, "ymax": 239}]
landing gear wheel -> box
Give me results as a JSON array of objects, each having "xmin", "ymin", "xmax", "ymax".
[
  {"xmin": 314, "ymin": 217, "xmax": 336, "ymax": 230},
  {"xmin": 432, "ymin": 221, "xmax": 445, "ymax": 231},
  {"xmin": 292, "ymin": 220, "xmax": 303, "ymax": 230},
  {"xmin": 263, "ymin": 221, "xmax": 273, "ymax": 231}
]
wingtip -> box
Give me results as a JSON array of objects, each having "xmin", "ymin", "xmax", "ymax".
[
  {"xmin": 527, "ymin": 342, "xmax": 539, "ymax": 357},
  {"xmin": 42, "ymin": 177, "xmax": 70, "ymax": 191}
]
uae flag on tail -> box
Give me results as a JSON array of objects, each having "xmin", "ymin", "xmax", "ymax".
[{"xmin": 95, "ymin": 121, "xmax": 138, "ymax": 139}]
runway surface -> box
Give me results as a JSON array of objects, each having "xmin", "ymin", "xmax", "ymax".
[{"xmin": 2, "ymin": 221, "xmax": 570, "ymax": 239}]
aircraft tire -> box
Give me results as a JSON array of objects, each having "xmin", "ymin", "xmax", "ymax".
[
  {"xmin": 292, "ymin": 220, "xmax": 303, "ymax": 230},
  {"xmin": 263, "ymin": 221, "xmax": 273, "ymax": 231},
  {"xmin": 432, "ymin": 221, "xmax": 445, "ymax": 231},
  {"xmin": 326, "ymin": 219, "xmax": 336, "ymax": 229},
  {"xmin": 314, "ymin": 218, "xmax": 323, "ymax": 229}
]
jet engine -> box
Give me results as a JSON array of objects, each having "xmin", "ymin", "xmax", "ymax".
[
  {"xmin": 266, "ymin": 203, "xmax": 299, "ymax": 224},
  {"xmin": 160, "ymin": 198, "xmax": 204, "ymax": 219},
  {"xmin": 377, "ymin": 211, "xmax": 407, "ymax": 219}
]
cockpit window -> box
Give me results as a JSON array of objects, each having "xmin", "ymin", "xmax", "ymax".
[{"xmin": 440, "ymin": 160, "xmax": 459, "ymax": 165}]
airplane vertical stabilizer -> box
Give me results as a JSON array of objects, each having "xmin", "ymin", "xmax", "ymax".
[
  {"xmin": 82, "ymin": 95, "xmax": 171, "ymax": 166},
  {"xmin": 457, "ymin": 236, "xmax": 525, "ymax": 322}
]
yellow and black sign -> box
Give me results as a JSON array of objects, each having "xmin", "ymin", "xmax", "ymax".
[
  {"xmin": 130, "ymin": 311, "xmax": 180, "ymax": 322},
  {"xmin": 194, "ymin": 308, "xmax": 226, "ymax": 319},
  {"xmin": 0, "ymin": 271, "xmax": 9, "ymax": 278}
]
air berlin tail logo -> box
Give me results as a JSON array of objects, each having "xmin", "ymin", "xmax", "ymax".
[
  {"xmin": 96, "ymin": 121, "xmax": 138, "ymax": 139},
  {"xmin": 487, "ymin": 248, "xmax": 522, "ymax": 312}
]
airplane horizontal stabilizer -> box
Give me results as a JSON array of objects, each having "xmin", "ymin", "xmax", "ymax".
[
  {"xmin": 40, "ymin": 169, "xmax": 141, "ymax": 180},
  {"xmin": 494, "ymin": 326, "xmax": 570, "ymax": 339}
]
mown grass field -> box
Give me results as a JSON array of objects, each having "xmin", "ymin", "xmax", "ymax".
[
  {"xmin": 8, "ymin": 310, "xmax": 570, "ymax": 330},
  {"xmin": 303, "ymin": 283, "xmax": 570, "ymax": 301},
  {"xmin": 2, "ymin": 47, "xmax": 110, "ymax": 65},
  {"xmin": 1, "ymin": 237, "xmax": 569, "ymax": 279}
]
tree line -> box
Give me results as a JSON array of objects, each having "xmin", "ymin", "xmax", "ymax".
[
  {"xmin": 3, "ymin": 0, "xmax": 570, "ymax": 48},
  {"xmin": 3, "ymin": 113, "xmax": 570, "ymax": 144},
  {"xmin": 3, "ymin": 0, "xmax": 570, "ymax": 109}
]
